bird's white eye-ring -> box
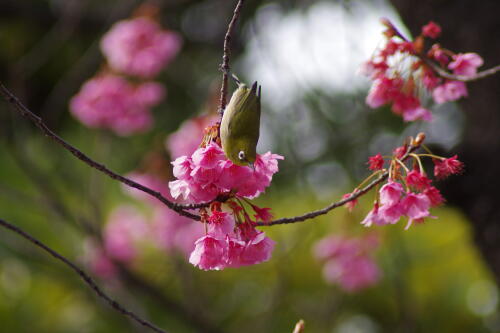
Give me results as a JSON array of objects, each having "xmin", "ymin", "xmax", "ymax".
[{"xmin": 238, "ymin": 151, "xmax": 246, "ymax": 160}]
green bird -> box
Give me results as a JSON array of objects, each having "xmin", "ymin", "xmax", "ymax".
[{"xmin": 220, "ymin": 80, "xmax": 261, "ymax": 167}]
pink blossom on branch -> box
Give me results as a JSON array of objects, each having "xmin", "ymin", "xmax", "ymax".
[
  {"xmin": 169, "ymin": 142, "xmax": 284, "ymax": 203},
  {"xmin": 101, "ymin": 17, "xmax": 182, "ymax": 78},
  {"xmin": 448, "ymin": 53, "xmax": 484, "ymax": 77}
]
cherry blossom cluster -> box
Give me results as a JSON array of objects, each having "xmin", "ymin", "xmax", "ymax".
[
  {"xmin": 363, "ymin": 20, "xmax": 483, "ymax": 121},
  {"xmin": 169, "ymin": 141, "xmax": 284, "ymax": 203},
  {"xmin": 190, "ymin": 205, "xmax": 275, "ymax": 270},
  {"xmin": 358, "ymin": 143, "xmax": 462, "ymax": 230},
  {"xmin": 313, "ymin": 234, "xmax": 381, "ymax": 292},
  {"xmin": 70, "ymin": 8, "xmax": 182, "ymax": 135},
  {"xmin": 167, "ymin": 121, "xmax": 284, "ymax": 270}
]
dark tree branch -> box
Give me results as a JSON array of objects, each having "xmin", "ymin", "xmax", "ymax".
[
  {"xmin": 0, "ymin": 218, "xmax": 167, "ymax": 333},
  {"xmin": 0, "ymin": 82, "xmax": 205, "ymax": 220},
  {"xmin": 218, "ymin": 0, "xmax": 246, "ymax": 115}
]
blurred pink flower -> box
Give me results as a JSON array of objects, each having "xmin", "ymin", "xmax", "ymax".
[
  {"xmin": 103, "ymin": 205, "xmax": 149, "ymax": 262},
  {"xmin": 422, "ymin": 21, "xmax": 441, "ymax": 39},
  {"xmin": 166, "ymin": 115, "xmax": 218, "ymax": 159},
  {"xmin": 322, "ymin": 256, "xmax": 381, "ymax": 292},
  {"xmin": 433, "ymin": 155, "xmax": 464, "ymax": 179},
  {"xmin": 84, "ymin": 241, "xmax": 118, "ymax": 279},
  {"xmin": 448, "ymin": 53, "xmax": 483, "ymax": 77},
  {"xmin": 101, "ymin": 18, "xmax": 182, "ymax": 78},
  {"xmin": 124, "ymin": 172, "xmax": 171, "ymax": 204},
  {"xmin": 313, "ymin": 235, "xmax": 380, "ymax": 292},
  {"xmin": 432, "ymin": 80, "xmax": 468, "ymax": 104},
  {"xmin": 152, "ymin": 207, "xmax": 203, "ymax": 256},
  {"xmin": 70, "ymin": 74, "xmax": 164, "ymax": 135}
]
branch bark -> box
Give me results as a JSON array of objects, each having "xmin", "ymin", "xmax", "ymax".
[{"xmin": 0, "ymin": 218, "xmax": 167, "ymax": 333}]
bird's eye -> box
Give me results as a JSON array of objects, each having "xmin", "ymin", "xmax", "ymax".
[{"xmin": 238, "ymin": 151, "xmax": 245, "ymax": 161}]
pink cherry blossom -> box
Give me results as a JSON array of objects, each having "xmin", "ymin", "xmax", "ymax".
[
  {"xmin": 379, "ymin": 181, "xmax": 403, "ymax": 206},
  {"xmin": 422, "ymin": 21, "xmax": 441, "ymax": 39},
  {"xmin": 367, "ymin": 153, "xmax": 384, "ymax": 171},
  {"xmin": 342, "ymin": 192, "xmax": 358, "ymax": 212},
  {"xmin": 166, "ymin": 115, "xmax": 218, "ymax": 159},
  {"xmin": 401, "ymin": 193, "xmax": 431, "ymax": 229},
  {"xmin": 361, "ymin": 204, "xmax": 386, "ymax": 227},
  {"xmin": 406, "ymin": 170, "xmax": 432, "ymax": 190},
  {"xmin": 207, "ymin": 211, "xmax": 235, "ymax": 236},
  {"xmin": 433, "ymin": 155, "xmax": 464, "ymax": 179},
  {"xmin": 169, "ymin": 142, "xmax": 283, "ymax": 203},
  {"xmin": 378, "ymin": 202, "xmax": 404, "ymax": 224},
  {"xmin": 236, "ymin": 231, "xmax": 275, "ymax": 266},
  {"xmin": 189, "ymin": 235, "xmax": 227, "ymax": 271},
  {"xmin": 366, "ymin": 77, "xmax": 402, "ymax": 108},
  {"xmin": 101, "ymin": 17, "xmax": 182, "ymax": 78},
  {"xmin": 192, "ymin": 143, "xmax": 225, "ymax": 169},
  {"xmin": 424, "ymin": 186, "xmax": 445, "ymax": 207},
  {"xmin": 433, "ymin": 80, "xmax": 468, "ymax": 104},
  {"xmin": 448, "ymin": 53, "xmax": 484, "ymax": 77},
  {"xmin": 70, "ymin": 74, "xmax": 164, "ymax": 135},
  {"xmin": 402, "ymin": 106, "xmax": 432, "ymax": 122},
  {"xmin": 251, "ymin": 205, "xmax": 274, "ymax": 223}
]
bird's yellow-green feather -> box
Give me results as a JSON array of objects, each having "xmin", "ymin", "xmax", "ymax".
[{"xmin": 220, "ymin": 81, "xmax": 261, "ymax": 166}]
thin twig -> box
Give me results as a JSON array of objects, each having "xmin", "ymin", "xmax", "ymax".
[
  {"xmin": 0, "ymin": 218, "xmax": 167, "ymax": 333},
  {"xmin": 388, "ymin": 22, "xmax": 500, "ymax": 82},
  {"xmin": 218, "ymin": 0, "xmax": 246, "ymax": 115},
  {"xmin": 257, "ymin": 144, "xmax": 419, "ymax": 226},
  {"xmin": 0, "ymin": 82, "xmax": 204, "ymax": 220}
]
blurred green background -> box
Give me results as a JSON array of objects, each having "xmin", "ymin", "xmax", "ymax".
[{"xmin": 0, "ymin": 0, "xmax": 499, "ymax": 332}]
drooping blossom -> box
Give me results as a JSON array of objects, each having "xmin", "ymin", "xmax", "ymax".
[
  {"xmin": 101, "ymin": 17, "xmax": 182, "ymax": 78},
  {"xmin": 103, "ymin": 205, "xmax": 150, "ymax": 262},
  {"xmin": 433, "ymin": 155, "xmax": 464, "ymax": 179},
  {"xmin": 189, "ymin": 210, "xmax": 275, "ymax": 271},
  {"xmin": 70, "ymin": 74, "xmax": 164, "ymax": 135},
  {"xmin": 432, "ymin": 80, "xmax": 468, "ymax": 104},
  {"xmin": 448, "ymin": 53, "xmax": 484, "ymax": 77},
  {"xmin": 169, "ymin": 142, "xmax": 284, "ymax": 203},
  {"xmin": 367, "ymin": 153, "xmax": 384, "ymax": 171},
  {"xmin": 166, "ymin": 115, "xmax": 218, "ymax": 159},
  {"xmin": 313, "ymin": 235, "xmax": 381, "ymax": 292},
  {"xmin": 406, "ymin": 169, "xmax": 432, "ymax": 190},
  {"xmin": 401, "ymin": 192, "xmax": 431, "ymax": 229},
  {"xmin": 422, "ymin": 21, "xmax": 441, "ymax": 39},
  {"xmin": 424, "ymin": 186, "xmax": 445, "ymax": 207},
  {"xmin": 189, "ymin": 235, "xmax": 228, "ymax": 271}
]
